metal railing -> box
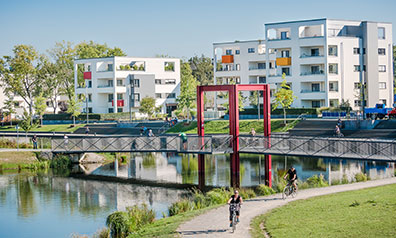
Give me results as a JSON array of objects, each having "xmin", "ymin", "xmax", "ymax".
[
  {"xmin": 239, "ymin": 135, "xmax": 396, "ymax": 161},
  {"xmin": 51, "ymin": 135, "xmax": 233, "ymax": 154}
]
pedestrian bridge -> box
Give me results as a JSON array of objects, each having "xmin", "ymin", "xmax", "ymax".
[{"xmin": 51, "ymin": 135, "xmax": 396, "ymax": 161}]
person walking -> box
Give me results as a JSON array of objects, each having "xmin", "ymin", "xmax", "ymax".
[
  {"xmin": 32, "ymin": 134, "xmax": 38, "ymax": 149},
  {"xmin": 148, "ymin": 129, "xmax": 154, "ymax": 137},
  {"xmin": 63, "ymin": 134, "xmax": 69, "ymax": 148},
  {"xmin": 179, "ymin": 132, "xmax": 188, "ymax": 150},
  {"xmin": 85, "ymin": 126, "xmax": 90, "ymax": 135},
  {"xmin": 249, "ymin": 128, "xmax": 256, "ymax": 136}
]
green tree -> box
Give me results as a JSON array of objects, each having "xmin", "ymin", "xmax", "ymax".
[
  {"xmin": 0, "ymin": 45, "xmax": 41, "ymax": 120},
  {"xmin": 20, "ymin": 110, "xmax": 34, "ymax": 139},
  {"xmin": 393, "ymin": 45, "xmax": 396, "ymax": 94},
  {"xmin": 188, "ymin": 55, "xmax": 214, "ymax": 86},
  {"xmin": 75, "ymin": 40, "xmax": 126, "ymax": 59},
  {"xmin": 272, "ymin": 74, "xmax": 297, "ymax": 125},
  {"xmin": 139, "ymin": 97, "xmax": 156, "ymax": 119},
  {"xmin": 222, "ymin": 92, "xmax": 246, "ymax": 113},
  {"xmin": 176, "ymin": 62, "xmax": 197, "ymax": 119},
  {"xmin": 67, "ymin": 93, "xmax": 82, "ymax": 126},
  {"xmin": 2, "ymin": 97, "xmax": 16, "ymax": 126},
  {"xmin": 37, "ymin": 55, "xmax": 60, "ymax": 113},
  {"xmin": 34, "ymin": 94, "xmax": 47, "ymax": 126}
]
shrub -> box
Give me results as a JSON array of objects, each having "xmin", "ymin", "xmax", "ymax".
[
  {"xmin": 106, "ymin": 211, "xmax": 129, "ymax": 238},
  {"xmin": 305, "ymin": 174, "xmax": 329, "ymax": 188},
  {"xmin": 50, "ymin": 155, "xmax": 72, "ymax": 170},
  {"xmin": 168, "ymin": 199, "xmax": 194, "ymax": 216},
  {"xmin": 205, "ymin": 188, "xmax": 230, "ymax": 205},
  {"xmin": 126, "ymin": 204, "xmax": 155, "ymax": 231},
  {"xmin": 341, "ymin": 174, "xmax": 349, "ymax": 184},
  {"xmin": 0, "ymin": 138, "xmax": 32, "ymax": 149},
  {"xmin": 354, "ymin": 172, "xmax": 368, "ymax": 182},
  {"xmin": 93, "ymin": 228, "xmax": 110, "ymax": 238},
  {"xmin": 239, "ymin": 188, "xmax": 256, "ymax": 199},
  {"xmin": 255, "ymin": 184, "xmax": 276, "ymax": 196}
]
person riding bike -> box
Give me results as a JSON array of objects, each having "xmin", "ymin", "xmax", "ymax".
[
  {"xmin": 283, "ymin": 166, "xmax": 298, "ymax": 191},
  {"xmin": 227, "ymin": 190, "xmax": 243, "ymax": 227}
]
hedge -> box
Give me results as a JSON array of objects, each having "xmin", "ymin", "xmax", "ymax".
[
  {"xmin": 43, "ymin": 113, "xmax": 101, "ymax": 121},
  {"xmin": 239, "ymin": 108, "xmax": 317, "ymax": 115}
]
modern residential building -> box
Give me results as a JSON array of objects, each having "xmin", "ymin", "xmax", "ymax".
[
  {"xmin": 74, "ymin": 56, "xmax": 180, "ymax": 116},
  {"xmin": 213, "ymin": 18, "xmax": 394, "ymax": 110}
]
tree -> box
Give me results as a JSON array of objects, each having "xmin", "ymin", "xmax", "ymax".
[
  {"xmin": 0, "ymin": 45, "xmax": 42, "ymax": 120},
  {"xmin": 222, "ymin": 92, "xmax": 246, "ymax": 113},
  {"xmin": 20, "ymin": 110, "xmax": 34, "ymax": 139},
  {"xmin": 67, "ymin": 93, "xmax": 82, "ymax": 126},
  {"xmin": 272, "ymin": 74, "xmax": 297, "ymax": 125},
  {"xmin": 139, "ymin": 97, "xmax": 156, "ymax": 119},
  {"xmin": 176, "ymin": 62, "xmax": 197, "ymax": 119},
  {"xmin": 2, "ymin": 97, "xmax": 16, "ymax": 126},
  {"xmin": 34, "ymin": 94, "xmax": 47, "ymax": 126},
  {"xmin": 188, "ymin": 55, "xmax": 214, "ymax": 86},
  {"xmin": 75, "ymin": 41, "xmax": 126, "ymax": 59},
  {"xmin": 37, "ymin": 55, "xmax": 59, "ymax": 113},
  {"xmin": 393, "ymin": 45, "xmax": 396, "ymax": 94}
]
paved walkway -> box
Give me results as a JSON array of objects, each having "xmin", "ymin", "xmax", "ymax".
[
  {"xmin": 0, "ymin": 148, "xmax": 51, "ymax": 152},
  {"xmin": 177, "ymin": 177, "xmax": 396, "ymax": 238}
]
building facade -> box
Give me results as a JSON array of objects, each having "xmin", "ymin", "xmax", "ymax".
[
  {"xmin": 214, "ymin": 18, "xmax": 393, "ymax": 110},
  {"xmin": 74, "ymin": 56, "xmax": 180, "ymax": 116}
]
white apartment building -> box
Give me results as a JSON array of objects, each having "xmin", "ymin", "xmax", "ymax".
[
  {"xmin": 74, "ymin": 56, "xmax": 180, "ymax": 116},
  {"xmin": 214, "ymin": 18, "xmax": 394, "ymax": 110}
]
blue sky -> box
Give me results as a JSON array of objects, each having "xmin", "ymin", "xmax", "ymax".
[{"xmin": 0, "ymin": 0, "xmax": 395, "ymax": 59}]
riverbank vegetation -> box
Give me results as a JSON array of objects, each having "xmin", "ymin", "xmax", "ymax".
[
  {"xmin": 0, "ymin": 124, "xmax": 85, "ymax": 132},
  {"xmin": 166, "ymin": 119, "xmax": 300, "ymax": 134},
  {"xmin": 251, "ymin": 183, "xmax": 396, "ymax": 238}
]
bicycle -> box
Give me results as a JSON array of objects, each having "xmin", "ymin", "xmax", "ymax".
[
  {"xmin": 282, "ymin": 181, "xmax": 298, "ymax": 199},
  {"xmin": 229, "ymin": 203, "xmax": 239, "ymax": 232}
]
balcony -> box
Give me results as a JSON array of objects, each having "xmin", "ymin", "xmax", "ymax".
[
  {"xmin": 300, "ymin": 71, "xmax": 324, "ymax": 76},
  {"xmin": 112, "ymin": 100, "xmax": 124, "ymax": 107},
  {"xmin": 222, "ymin": 55, "xmax": 234, "ymax": 63},
  {"xmin": 276, "ymin": 57, "xmax": 291, "ymax": 66},
  {"xmin": 300, "ymin": 90, "xmax": 325, "ymax": 93},
  {"xmin": 300, "ymin": 54, "xmax": 324, "ymax": 58},
  {"xmin": 249, "ymin": 66, "xmax": 266, "ymax": 71},
  {"xmin": 83, "ymin": 72, "xmax": 92, "ymax": 80},
  {"xmin": 97, "ymin": 85, "xmax": 113, "ymax": 88}
]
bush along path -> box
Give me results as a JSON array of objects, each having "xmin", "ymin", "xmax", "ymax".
[{"xmin": 176, "ymin": 177, "xmax": 396, "ymax": 238}]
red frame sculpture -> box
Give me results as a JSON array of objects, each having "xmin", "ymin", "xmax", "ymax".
[{"xmin": 197, "ymin": 84, "xmax": 272, "ymax": 188}]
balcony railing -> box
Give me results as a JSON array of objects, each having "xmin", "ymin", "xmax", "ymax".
[
  {"xmin": 97, "ymin": 85, "xmax": 113, "ymax": 88},
  {"xmin": 248, "ymin": 67, "xmax": 266, "ymax": 70},
  {"xmin": 300, "ymin": 71, "xmax": 324, "ymax": 76},
  {"xmin": 112, "ymin": 100, "xmax": 125, "ymax": 107},
  {"xmin": 300, "ymin": 54, "xmax": 324, "ymax": 58},
  {"xmin": 268, "ymin": 73, "xmax": 291, "ymax": 77},
  {"xmin": 276, "ymin": 57, "xmax": 291, "ymax": 66},
  {"xmin": 300, "ymin": 90, "xmax": 325, "ymax": 93}
]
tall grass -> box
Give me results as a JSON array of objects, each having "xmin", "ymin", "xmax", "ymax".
[{"xmin": 0, "ymin": 138, "xmax": 32, "ymax": 149}]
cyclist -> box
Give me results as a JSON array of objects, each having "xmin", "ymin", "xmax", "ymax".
[
  {"xmin": 283, "ymin": 166, "xmax": 298, "ymax": 191},
  {"xmin": 227, "ymin": 190, "xmax": 243, "ymax": 227}
]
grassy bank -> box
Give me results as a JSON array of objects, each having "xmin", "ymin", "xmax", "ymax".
[
  {"xmin": 0, "ymin": 124, "xmax": 86, "ymax": 133},
  {"xmin": 0, "ymin": 151, "xmax": 49, "ymax": 171},
  {"xmin": 166, "ymin": 119, "xmax": 300, "ymax": 134},
  {"xmin": 251, "ymin": 183, "xmax": 396, "ymax": 238}
]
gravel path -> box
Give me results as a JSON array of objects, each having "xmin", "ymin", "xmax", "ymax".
[{"xmin": 177, "ymin": 177, "xmax": 396, "ymax": 238}]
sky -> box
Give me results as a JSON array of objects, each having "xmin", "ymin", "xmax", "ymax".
[{"xmin": 1, "ymin": 0, "xmax": 395, "ymax": 59}]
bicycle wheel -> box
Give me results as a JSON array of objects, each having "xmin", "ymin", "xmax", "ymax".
[
  {"xmin": 291, "ymin": 186, "xmax": 298, "ymax": 198},
  {"xmin": 282, "ymin": 186, "xmax": 289, "ymax": 200},
  {"xmin": 232, "ymin": 213, "xmax": 237, "ymax": 232}
]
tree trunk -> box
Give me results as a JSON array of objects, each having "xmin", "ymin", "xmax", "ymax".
[
  {"xmin": 73, "ymin": 116, "xmax": 76, "ymax": 126},
  {"xmin": 41, "ymin": 115, "xmax": 43, "ymax": 126},
  {"xmin": 10, "ymin": 114, "xmax": 12, "ymax": 126},
  {"xmin": 283, "ymin": 108, "xmax": 287, "ymax": 125}
]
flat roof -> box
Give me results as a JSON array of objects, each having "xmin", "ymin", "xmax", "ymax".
[
  {"xmin": 265, "ymin": 18, "xmax": 392, "ymax": 26},
  {"xmin": 74, "ymin": 56, "xmax": 180, "ymax": 62},
  {"xmin": 213, "ymin": 39, "xmax": 265, "ymax": 45}
]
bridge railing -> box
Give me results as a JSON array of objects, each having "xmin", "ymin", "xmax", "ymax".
[
  {"xmin": 239, "ymin": 135, "xmax": 396, "ymax": 161},
  {"xmin": 51, "ymin": 135, "xmax": 233, "ymax": 154}
]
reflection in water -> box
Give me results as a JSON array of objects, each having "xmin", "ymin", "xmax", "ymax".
[
  {"xmin": 0, "ymin": 173, "xmax": 185, "ymax": 238},
  {"xmin": 89, "ymin": 152, "xmax": 395, "ymax": 187}
]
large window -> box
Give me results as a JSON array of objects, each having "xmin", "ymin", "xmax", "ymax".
[
  {"xmin": 282, "ymin": 67, "xmax": 290, "ymax": 76},
  {"xmin": 226, "ymin": 49, "xmax": 232, "ymax": 55},
  {"xmin": 328, "ymin": 45, "xmax": 338, "ymax": 56},
  {"xmin": 311, "ymin": 83, "xmax": 320, "ymax": 92},
  {"xmin": 378, "ymin": 27, "xmax": 385, "ymax": 39},
  {"xmin": 312, "ymin": 101, "xmax": 321, "ymax": 108},
  {"xmin": 311, "ymin": 66, "xmax": 320, "ymax": 74},
  {"xmin": 281, "ymin": 31, "xmax": 289, "ymax": 40},
  {"xmin": 108, "ymin": 94, "xmax": 113, "ymax": 102},
  {"xmin": 378, "ymin": 48, "xmax": 386, "ymax": 55},
  {"xmin": 248, "ymin": 48, "xmax": 255, "ymax": 53},
  {"xmin": 281, "ymin": 50, "xmax": 290, "ymax": 57},
  {"xmin": 311, "ymin": 48, "xmax": 319, "ymax": 56},
  {"xmin": 117, "ymin": 93, "xmax": 123, "ymax": 100},
  {"xmin": 117, "ymin": 79, "xmax": 124, "ymax": 86},
  {"xmin": 329, "ymin": 81, "xmax": 338, "ymax": 92},
  {"xmin": 259, "ymin": 77, "xmax": 266, "ymax": 83},
  {"xmin": 379, "ymin": 82, "xmax": 386, "ymax": 89},
  {"xmin": 329, "ymin": 64, "xmax": 338, "ymax": 74},
  {"xmin": 378, "ymin": 65, "xmax": 386, "ymax": 72},
  {"xmin": 258, "ymin": 63, "xmax": 266, "ymax": 69}
]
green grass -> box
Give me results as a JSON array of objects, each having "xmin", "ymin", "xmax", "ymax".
[
  {"xmin": 166, "ymin": 119, "xmax": 300, "ymax": 134},
  {"xmin": 128, "ymin": 204, "xmax": 222, "ymax": 238},
  {"xmin": 0, "ymin": 124, "xmax": 86, "ymax": 132},
  {"xmin": 251, "ymin": 183, "xmax": 396, "ymax": 238}
]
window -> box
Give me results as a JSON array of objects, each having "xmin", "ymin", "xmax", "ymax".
[
  {"xmin": 379, "ymin": 82, "xmax": 386, "ymax": 89},
  {"xmin": 248, "ymin": 48, "xmax": 255, "ymax": 53},
  {"xmin": 281, "ymin": 31, "xmax": 288, "ymax": 40},
  {"xmin": 329, "ymin": 64, "xmax": 338, "ymax": 74},
  {"xmin": 164, "ymin": 62, "xmax": 175, "ymax": 71},
  {"xmin": 378, "ymin": 48, "xmax": 386, "ymax": 55},
  {"xmin": 329, "ymin": 82, "xmax": 338, "ymax": 92},
  {"xmin": 107, "ymin": 64, "xmax": 113, "ymax": 71},
  {"xmin": 329, "ymin": 99, "xmax": 339, "ymax": 107},
  {"xmin": 311, "ymin": 66, "xmax": 320, "ymax": 74},
  {"xmin": 117, "ymin": 79, "xmax": 124, "ymax": 86},
  {"xmin": 130, "ymin": 78, "xmax": 140, "ymax": 87},
  {"xmin": 88, "ymin": 94, "xmax": 92, "ymax": 102},
  {"xmin": 117, "ymin": 93, "xmax": 123, "ymax": 100},
  {"xmin": 354, "ymin": 65, "xmax": 361, "ymax": 72},
  {"xmin": 311, "ymin": 48, "xmax": 319, "ymax": 56},
  {"xmin": 312, "ymin": 101, "xmax": 320, "ymax": 108},
  {"xmin": 354, "ymin": 82, "xmax": 361, "ymax": 89},
  {"xmin": 108, "ymin": 94, "xmax": 114, "ymax": 103},
  {"xmin": 328, "ymin": 45, "xmax": 338, "ymax": 56},
  {"xmin": 378, "ymin": 65, "xmax": 386, "ymax": 72},
  {"xmin": 87, "ymin": 65, "xmax": 91, "ymax": 72},
  {"xmin": 165, "ymin": 79, "xmax": 176, "ymax": 84},
  {"xmin": 354, "ymin": 100, "xmax": 361, "ymax": 107},
  {"xmin": 134, "ymin": 93, "xmax": 140, "ymax": 102},
  {"xmin": 226, "ymin": 49, "xmax": 232, "ymax": 55},
  {"xmin": 282, "ymin": 67, "xmax": 290, "ymax": 76},
  {"xmin": 281, "ymin": 50, "xmax": 290, "ymax": 57},
  {"xmin": 166, "ymin": 93, "xmax": 176, "ymax": 98},
  {"xmin": 258, "ymin": 63, "xmax": 266, "ymax": 69},
  {"xmin": 381, "ymin": 99, "xmax": 387, "ymax": 105},
  {"xmin": 259, "ymin": 77, "xmax": 266, "ymax": 83},
  {"xmin": 108, "ymin": 80, "xmax": 113, "ymax": 87},
  {"xmin": 353, "ymin": 48, "xmax": 360, "ymax": 54},
  {"xmin": 311, "ymin": 83, "xmax": 320, "ymax": 92},
  {"xmin": 235, "ymin": 50, "xmax": 240, "ymax": 55},
  {"xmin": 378, "ymin": 27, "xmax": 385, "ymax": 39},
  {"xmin": 88, "ymin": 81, "xmax": 92, "ymax": 88},
  {"xmin": 362, "ymin": 48, "xmax": 366, "ymax": 54},
  {"xmin": 88, "ymin": 108, "xmax": 93, "ymax": 113},
  {"xmin": 108, "ymin": 108, "xmax": 114, "ymax": 113},
  {"xmin": 117, "ymin": 108, "xmax": 123, "ymax": 113},
  {"xmin": 155, "ymin": 79, "xmax": 162, "ymax": 84},
  {"xmin": 363, "ymin": 65, "xmax": 366, "ymax": 72},
  {"xmin": 155, "ymin": 93, "xmax": 162, "ymax": 99},
  {"xmin": 235, "ymin": 64, "xmax": 240, "ymax": 71}
]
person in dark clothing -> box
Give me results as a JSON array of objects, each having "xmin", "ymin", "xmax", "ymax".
[
  {"xmin": 32, "ymin": 135, "xmax": 38, "ymax": 149},
  {"xmin": 283, "ymin": 166, "xmax": 298, "ymax": 190},
  {"xmin": 227, "ymin": 190, "xmax": 243, "ymax": 227}
]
